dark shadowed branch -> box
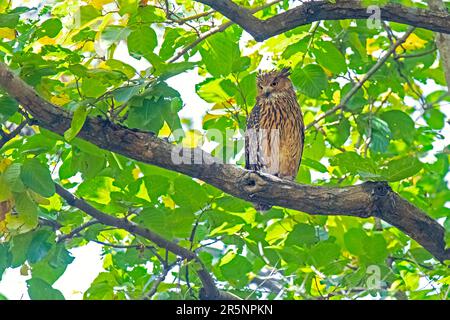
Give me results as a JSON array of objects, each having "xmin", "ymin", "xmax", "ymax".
[
  {"xmin": 195, "ymin": 0, "xmax": 450, "ymax": 41},
  {"xmin": 168, "ymin": 0, "xmax": 283, "ymax": 63}
]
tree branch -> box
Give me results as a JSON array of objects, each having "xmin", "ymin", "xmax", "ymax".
[
  {"xmin": 168, "ymin": 0, "xmax": 282, "ymax": 63},
  {"xmin": 195, "ymin": 0, "xmax": 450, "ymax": 42},
  {"xmin": 56, "ymin": 219, "xmax": 100, "ymax": 243},
  {"xmin": 54, "ymin": 184, "xmax": 197, "ymax": 260},
  {"xmin": 306, "ymin": 26, "xmax": 415, "ymax": 130},
  {"xmin": 54, "ymin": 183, "xmax": 238, "ymax": 300},
  {"xmin": 0, "ymin": 62, "xmax": 449, "ymax": 262},
  {"xmin": 427, "ymin": 0, "xmax": 450, "ymax": 92},
  {"xmin": 0, "ymin": 119, "xmax": 28, "ymax": 148}
]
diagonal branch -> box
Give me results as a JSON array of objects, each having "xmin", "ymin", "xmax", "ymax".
[
  {"xmin": 0, "ymin": 62, "xmax": 449, "ymax": 262},
  {"xmin": 55, "ymin": 184, "xmax": 196, "ymax": 260},
  {"xmin": 54, "ymin": 183, "xmax": 239, "ymax": 300},
  {"xmin": 196, "ymin": 0, "xmax": 450, "ymax": 41},
  {"xmin": 0, "ymin": 118, "xmax": 29, "ymax": 148},
  {"xmin": 306, "ymin": 26, "xmax": 415, "ymax": 130}
]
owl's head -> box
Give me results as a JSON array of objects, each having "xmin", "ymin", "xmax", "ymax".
[{"xmin": 256, "ymin": 67, "xmax": 293, "ymax": 99}]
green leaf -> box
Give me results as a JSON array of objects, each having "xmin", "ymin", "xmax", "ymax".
[
  {"xmin": 36, "ymin": 18, "xmax": 62, "ymax": 38},
  {"xmin": 292, "ymin": 64, "xmax": 328, "ymax": 98},
  {"xmin": 344, "ymin": 228, "xmax": 368, "ymax": 256},
  {"xmin": 380, "ymin": 110, "xmax": 415, "ymax": 143},
  {"xmin": 81, "ymin": 77, "xmax": 109, "ymax": 98},
  {"xmin": 0, "ymin": 95, "xmax": 18, "ymax": 123},
  {"xmin": 380, "ymin": 157, "xmax": 423, "ymax": 182},
  {"xmin": 136, "ymin": 207, "xmax": 172, "ymax": 238},
  {"xmin": 330, "ymin": 152, "xmax": 378, "ymax": 178},
  {"xmin": 196, "ymin": 78, "xmax": 230, "ymax": 103},
  {"xmin": 14, "ymin": 192, "xmax": 38, "ymax": 227},
  {"xmin": 112, "ymin": 85, "xmax": 142, "ymax": 103},
  {"xmin": 128, "ymin": 5, "xmax": 165, "ymax": 25},
  {"xmin": 79, "ymin": 5, "xmax": 101, "ymax": 25},
  {"xmin": 4, "ymin": 163, "xmax": 25, "ymax": 192},
  {"xmin": 64, "ymin": 105, "xmax": 89, "ymax": 142},
  {"xmin": 143, "ymin": 175, "xmax": 170, "ymax": 201},
  {"xmin": 105, "ymin": 59, "xmax": 136, "ymax": 79},
  {"xmin": 327, "ymin": 117, "xmax": 350, "ymax": 148},
  {"xmin": 302, "ymin": 132, "xmax": 325, "ymax": 161},
  {"xmin": 20, "ymin": 158, "xmax": 55, "ymax": 197},
  {"xmin": 285, "ymin": 223, "xmax": 317, "ymax": 247},
  {"xmin": 200, "ymin": 32, "xmax": 242, "ymax": 78},
  {"xmin": 27, "ymin": 278, "xmax": 65, "ymax": 300},
  {"xmin": 424, "ymin": 109, "xmax": 445, "ymax": 130},
  {"xmin": 127, "ymin": 98, "xmax": 166, "ymax": 133},
  {"xmin": 363, "ymin": 234, "xmax": 388, "ymax": 263},
  {"xmin": 0, "ymin": 13, "xmax": 19, "ymax": 28},
  {"xmin": 172, "ymin": 176, "xmax": 209, "ymax": 210},
  {"xmin": 0, "ymin": 174, "xmax": 12, "ymax": 201},
  {"xmin": 219, "ymin": 254, "xmax": 252, "ymax": 288},
  {"xmin": 341, "ymin": 83, "xmax": 367, "ymax": 112},
  {"xmin": 127, "ymin": 26, "xmax": 157, "ymax": 58},
  {"xmin": 154, "ymin": 61, "xmax": 197, "ymax": 80},
  {"xmin": 0, "ymin": 244, "xmax": 11, "ymax": 281},
  {"xmin": 10, "ymin": 231, "xmax": 34, "ymax": 268},
  {"xmin": 357, "ymin": 115, "xmax": 391, "ymax": 153},
  {"xmin": 314, "ymin": 41, "xmax": 347, "ymax": 75},
  {"xmin": 31, "ymin": 244, "xmax": 74, "ymax": 284},
  {"xmin": 84, "ymin": 272, "xmax": 117, "ymax": 300},
  {"xmin": 301, "ymin": 158, "xmax": 327, "ymax": 173},
  {"xmin": 27, "ymin": 229, "xmax": 52, "ymax": 264},
  {"xmin": 309, "ymin": 242, "xmax": 341, "ymax": 266}
]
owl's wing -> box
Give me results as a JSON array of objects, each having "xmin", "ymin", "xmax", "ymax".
[
  {"xmin": 298, "ymin": 119, "xmax": 305, "ymax": 170},
  {"xmin": 245, "ymin": 104, "xmax": 261, "ymax": 171}
]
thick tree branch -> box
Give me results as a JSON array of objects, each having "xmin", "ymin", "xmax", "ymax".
[
  {"xmin": 168, "ymin": 0, "xmax": 282, "ymax": 63},
  {"xmin": 54, "ymin": 183, "xmax": 238, "ymax": 300},
  {"xmin": 0, "ymin": 62, "xmax": 449, "ymax": 262},
  {"xmin": 196, "ymin": 0, "xmax": 450, "ymax": 41}
]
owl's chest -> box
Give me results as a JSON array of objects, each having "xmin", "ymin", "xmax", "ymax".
[{"xmin": 258, "ymin": 99, "xmax": 300, "ymax": 130}]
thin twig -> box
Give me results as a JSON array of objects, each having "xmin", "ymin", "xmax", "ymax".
[
  {"xmin": 306, "ymin": 26, "xmax": 416, "ymax": 130},
  {"xmin": 57, "ymin": 220, "xmax": 100, "ymax": 243},
  {"xmin": 168, "ymin": 0, "xmax": 283, "ymax": 63}
]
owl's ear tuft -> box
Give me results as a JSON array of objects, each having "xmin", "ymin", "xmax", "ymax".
[
  {"xmin": 256, "ymin": 69, "xmax": 264, "ymax": 80},
  {"xmin": 279, "ymin": 67, "xmax": 291, "ymax": 77}
]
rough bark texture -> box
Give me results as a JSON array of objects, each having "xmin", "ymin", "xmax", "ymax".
[
  {"xmin": 428, "ymin": 0, "xmax": 450, "ymax": 92},
  {"xmin": 197, "ymin": 0, "xmax": 450, "ymax": 41},
  {"xmin": 0, "ymin": 62, "xmax": 449, "ymax": 262}
]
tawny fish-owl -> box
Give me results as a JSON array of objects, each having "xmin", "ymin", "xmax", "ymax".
[{"xmin": 245, "ymin": 68, "xmax": 304, "ymax": 211}]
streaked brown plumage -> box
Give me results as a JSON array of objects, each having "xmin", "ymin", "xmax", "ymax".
[{"xmin": 245, "ymin": 68, "xmax": 304, "ymax": 211}]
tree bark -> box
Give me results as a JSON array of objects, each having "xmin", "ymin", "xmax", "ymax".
[
  {"xmin": 427, "ymin": 0, "xmax": 450, "ymax": 92},
  {"xmin": 0, "ymin": 62, "xmax": 449, "ymax": 262},
  {"xmin": 196, "ymin": 0, "xmax": 450, "ymax": 41}
]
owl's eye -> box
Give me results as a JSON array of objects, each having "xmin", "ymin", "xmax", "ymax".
[
  {"xmin": 258, "ymin": 85, "xmax": 263, "ymax": 90},
  {"xmin": 271, "ymin": 81, "xmax": 278, "ymax": 87}
]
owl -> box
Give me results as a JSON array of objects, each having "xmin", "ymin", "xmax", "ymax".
[{"xmin": 245, "ymin": 68, "xmax": 304, "ymax": 211}]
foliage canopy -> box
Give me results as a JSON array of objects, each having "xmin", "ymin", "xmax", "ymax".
[{"xmin": 0, "ymin": 0, "xmax": 449, "ymax": 300}]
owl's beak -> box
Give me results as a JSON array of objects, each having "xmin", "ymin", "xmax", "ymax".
[{"xmin": 263, "ymin": 89, "xmax": 271, "ymax": 97}]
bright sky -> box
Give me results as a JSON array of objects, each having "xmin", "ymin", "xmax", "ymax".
[{"xmin": 1, "ymin": 0, "xmax": 449, "ymax": 300}]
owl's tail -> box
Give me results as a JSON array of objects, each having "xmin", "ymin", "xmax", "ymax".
[{"xmin": 253, "ymin": 202, "xmax": 272, "ymax": 213}]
